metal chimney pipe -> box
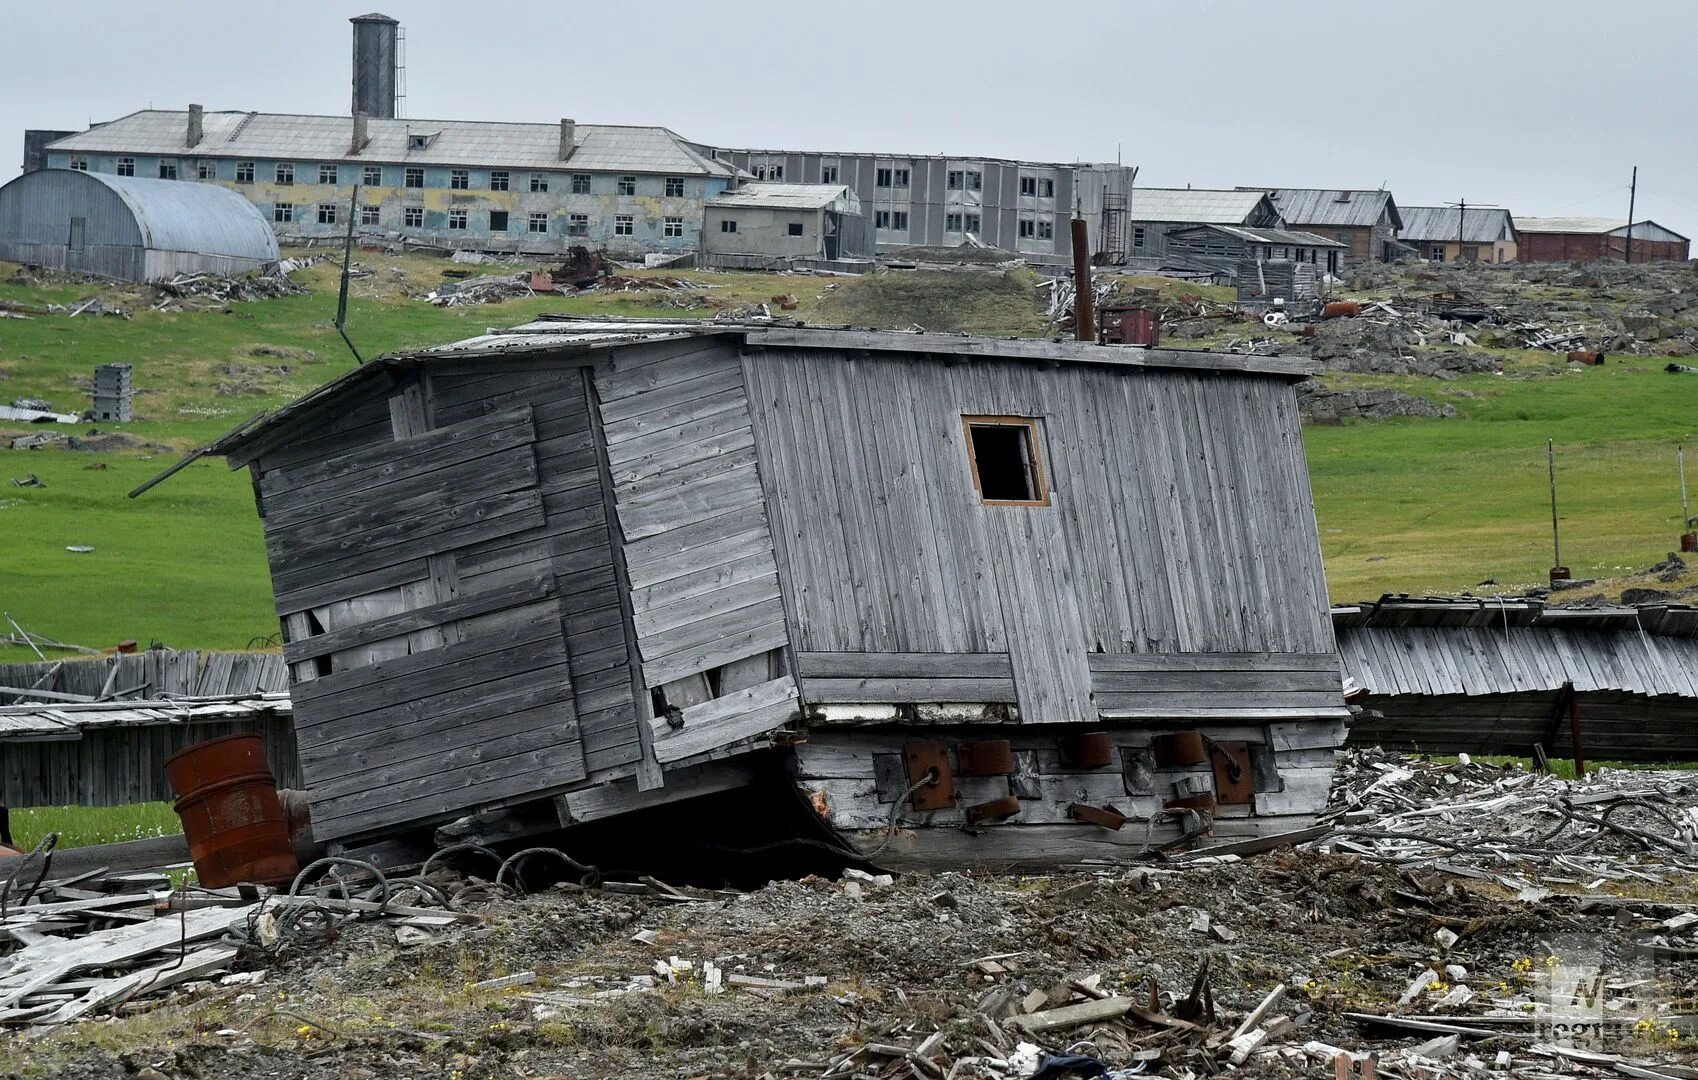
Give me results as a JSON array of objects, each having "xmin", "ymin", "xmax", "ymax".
[{"xmin": 1071, "ymin": 217, "xmax": 1094, "ymax": 342}]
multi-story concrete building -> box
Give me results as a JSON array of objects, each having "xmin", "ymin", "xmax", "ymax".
[
  {"xmin": 710, "ymin": 148, "xmax": 1136, "ymax": 266},
  {"xmin": 41, "ymin": 109, "xmax": 739, "ymax": 258}
]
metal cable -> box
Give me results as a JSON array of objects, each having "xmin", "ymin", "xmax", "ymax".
[
  {"xmin": 863, "ymin": 768, "xmax": 941, "ymax": 858},
  {"xmin": 496, "ymin": 846, "xmax": 600, "ymax": 893}
]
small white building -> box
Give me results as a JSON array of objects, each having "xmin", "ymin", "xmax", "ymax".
[{"xmin": 702, "ymin": 183, "xmax": 865, "ymax": 269}]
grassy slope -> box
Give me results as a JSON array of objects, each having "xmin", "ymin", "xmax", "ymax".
[{"xmin": 1, "ymin": 255, "xmax": 1694, "ymax": 661}]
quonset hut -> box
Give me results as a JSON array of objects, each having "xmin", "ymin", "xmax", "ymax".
[
  {"xmin": 209, "ymin": 318, "xmax": 1347, "ymax": 868},
  {"xmin": 0, "ymin": 169, "xmax": 278, "ymax": 282}
]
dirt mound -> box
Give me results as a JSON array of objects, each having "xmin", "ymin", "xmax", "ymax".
[{"xmin": 814, "ymin": 269, "xmax": 1044, "ymax": 335}]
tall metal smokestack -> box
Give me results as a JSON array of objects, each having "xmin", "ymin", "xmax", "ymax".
[{"xmin": 350, "ymin": 13, "xmax": 400, "ymax": 120}]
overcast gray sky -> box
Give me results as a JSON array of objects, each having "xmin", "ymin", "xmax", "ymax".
[{"xmin": 7, "ymin": 0, "xmax": 1696, "ymax": 239}]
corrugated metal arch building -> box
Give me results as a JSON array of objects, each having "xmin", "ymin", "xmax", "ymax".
[{"xmin": 0, "ymin": 168, "xmax": 278, "ymax": 281}]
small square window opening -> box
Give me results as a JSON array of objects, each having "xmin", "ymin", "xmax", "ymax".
[
  {"xmin": 617, "ymin": 175, "xmax": 636, "ymax": 196},
  {"xmin": 403, "ymin": 206, "xmax": 423, "ymax": 227},
  {"xmin": 787, "ymin": 222, "xmax": 804, "ymax": 236},
  {"xmin": 963, "ymin": 417, "xmax": 1047, "ymax": 506},
  {"xmin": 664, "ymin": 177, "xmax": 685, "ymax": 197},
  {"xmin": 363, "ymin": 165, "xmax": 383, "ymax": 186}
]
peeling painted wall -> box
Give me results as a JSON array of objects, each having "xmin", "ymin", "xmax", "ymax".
[{"xmin": 45, "ymin": 152, "xmax": 730, "ymax": 256}]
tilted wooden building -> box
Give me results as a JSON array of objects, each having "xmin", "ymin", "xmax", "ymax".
[{"xmin": 209, "ymin": 317, "xmax": 1348, "ymax": 867}]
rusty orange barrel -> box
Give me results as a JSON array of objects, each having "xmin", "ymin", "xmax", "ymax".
[
  {"xmin": 165, "ymin": 734, "xmax": 298, "ymax": 888},
  {"xmin": 1321, "ymin": 300, "xmax": 1361, "ymax": 319}
]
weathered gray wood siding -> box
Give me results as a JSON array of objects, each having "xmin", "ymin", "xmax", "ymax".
[
  {"xmin": 742, "ymin": 349, "xmax": 1337, "ymax": 723},
  {"xmin": 250, "ymin": 367, "xmax": 597, "ymax": 843},
  {"xmin": 591, "ymin": 340, "xmax": 800, "ymax": 761},
  {"xmin": 0, "ymin": 721, "xmax": 300, "ymax": 807}
]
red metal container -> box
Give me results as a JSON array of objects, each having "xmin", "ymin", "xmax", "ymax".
[
  {"xmin": 1321, "ymin": 301, "xmax": 1361, "ymax": 319},
  {"xmin": 1682, "ymin": 532, "xmax": 1698, "ymax": 553},
  {"xmin": 165, "ymin": 734, "xmax": 298, "ymax": 888},
  {"xmin": 1099, "ymin": 305, "xmax": 1160, "ymax": 346}
]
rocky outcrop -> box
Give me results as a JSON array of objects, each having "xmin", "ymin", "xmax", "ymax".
[{"xmin": 1296, "ymin": 381, "xmax": 1456, "ymax": 423}]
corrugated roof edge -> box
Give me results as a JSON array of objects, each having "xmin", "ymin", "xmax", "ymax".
[
  {"xmin": 1332, "ymin": 595, "xmax": 1698, "ymax": 638},
  {"xmin": 205, "ymin": 318, "xmax": 1314, "ymax": 462}
]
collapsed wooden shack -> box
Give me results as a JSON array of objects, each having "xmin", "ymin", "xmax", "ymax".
[{"xmin": 207, "ymin": 317, "xmax": 1349, "ymax": 868}]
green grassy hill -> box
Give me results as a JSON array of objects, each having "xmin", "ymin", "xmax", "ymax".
[{"xmin": 0, "ymin": 254, "xmax": 1693, "ymax": 660}]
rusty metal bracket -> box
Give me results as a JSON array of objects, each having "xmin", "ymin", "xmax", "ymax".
[
  {"xmin": 1067, "ymin": 802, "xmax": 1126, "ymax": 831},
  {"xmin": 903, "ymin": 741, "xmax": 955, "ymax": 811},
  {"xmin": 1208, "ymin": 740, "xmax": 1255, "ymax": 806},
  {"xmin": 1151, "ymin": 731, "xmax": 1206, "ymax": 767},
  {"xmin": 957, "ymin": 739, "xmax": 1014, "ymax": 777},
  {"xmin": 1058, "ymin": 731, "xmax": 1113, "ymax": 769},
  {"xmin": 964, "ymin": 795, "xmax": 1022, "ymax": 824}
]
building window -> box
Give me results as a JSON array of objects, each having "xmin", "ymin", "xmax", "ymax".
[
  {"xmin": 319, "ymin": 164, "xmax": 338, "ymax": 185},
  {"xmin": 318, "ymin": 203, "xmax": 337, "ymax": 225},
  {"xmin": 787, "ymin": 222, "xmax": 804, "ymax": 237},
  {"xmin": 754, "ymin": 163, "xmax": 784, "ymax": 180},
  {"xmin": 571, "ymin": 173, "xmax": 590, "ymax": 194},
  {"xmin": 664, "ymin": 216, "xmax": 684, "ymax": 237},
  {"xmin": 274, "ymin": 203, "xmax": 294, "ymax": 223},
  {"xmin": 720, "ymin": 219, "xmax": 738, "ymax": 233},
  {"xmin": 1018, "ymin": 218, "xmax": 1035, "ymax": 238},
  {"xmin": 450, "ymin": 169, "xmax": 469, "ymax": 190},
  {"xmin": 489, "ymin": 210, "xmax": 509, "ymax": 232},
  {"xmin": 197, "ymin": 160, "xmax": 216, "ymax": 180},
  {"xmin": 363, "ymin": 165, "xmax": 383, "ymax": 186},
  {"xmin": 891, "ymin": 211, "xmax": 909, "ymax": 231},
  {"xmin": 408, "ymin": 133, "xmax": 432, "ymax": 150},
  {"xmin": 567, "ymin": 213, "xmax": 589, "ymax": 236},
  {"xmin": 946, "ymin": 213, "xmax": 963, "ymax": 231},
  {"xmin": 1020, "ymin": 176, "xmax": 1036, "ymax": 196},
  {"xmin": 948, "ymin": 171, "xmax": 965, "ymax": 190},
  {"xmin": 1037, "ymin": 218, "xmax": 1053, "ymax": 240},
  {"xmin": 965, "ymin": 213, "xmax": 981, "ymax": 233},
  {"xmin": 360, "ymin": 204, "xmax": 381, "ymax": 225},
  {"xmin": 447, "ymin": 209, "xmax": 467, "ymax": 229},
  {"xmin": 617, "ymin": 176, "xmax": 636, "ymax": 195},
  {"xmin": 405, "ymin": 167, "xmax": 424, "ymax": 188},
  {"xmin": 893, "ymin": 168, "xmax": 910, "ymax": 187},
  {"xmin": 490, "ymin": 170, "xmax": 509, "ymax": 191},
  {"xmin": 963, "ymin": 416, "xmax": 1047, "ymax": 506},
  {"xmin": 1430, "ymin": 245, "xmax": 1446, "ymax": 262},
  {"xmin": 404, "ymin": 206, "xmax": 423, "ymax": 227},
  {"xmin": 158, "ymin": 159, "xmax": 179, "ymax": 180},
  {"xmin": 531, "ymin": 173, "xmax": 549, "ymax": 193},
  {"xmin": 820, "ymin": 165, "xmax": 839, "ymax": 184},
  {"xmin": 528, "ymin": 212, "xmax": 549, "ymax": 233},
  {"xmin": 236, "ymin": 161, "xmax": 254, "ymax": 183},
  {"xmin": 276, "ymin": 163, "xmax": 294, "ymax": 185},
  {"xmin": 664, "ymin": 176, "xmax": 685, "ymax": 197},
  {"xmin": 1132, "ymin": 226, "xmax": 1146, "ymax": 249},
  {"xmin": 116, "ymin": 157, "xmax": 135, "ymax": 177},
  {"xmin": 967, "ymin": 170, "xmax": 982, "ymax": 190},
  {"xmin": 1038, "ymin": 178, "xmax": 1054, "ymax": 197},
  {"xmin": 876, "ymin": 167, "xmax": 893, "ymax": 188},
  {"xmin": 875, "ymin": 210, "xmax": 891, "ymax": 229},
  {"xmin": 1462, "ymin": 245, "xmax": 1479, "ymax": 262},
  {"xmin": 614, "ymin": 214, "xmax": 634, "ymax": 236},
  {"xmin": 68, "ymin": 158, "xmax": 88, "ymax": 171}
]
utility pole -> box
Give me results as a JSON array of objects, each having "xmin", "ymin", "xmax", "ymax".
[
  {"xmin": 1548, "ymin": 439, "xmax": 1567, "ymax": 585},
  {"xmin": 1625, "ymin": 166, "xmax": 1638, "ymax": 264},
  {"xmin": 1458, "ymin": 197, "xmax": 1466, "ymax": 255}
]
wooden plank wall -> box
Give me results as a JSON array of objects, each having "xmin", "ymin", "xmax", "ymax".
[
  {"xmin": 427, "ymin": 356, "xmax": 650, "ymax": 779},
  {"xmin": 742, "ymin": 349, "xmax": 1336, "ymax": 724},
  {"xmin": 1089, "ymin": 652, "xmax": 1344, "ymax": 719},
  {"xmin": 0, "ymin": 720, "xmax": 300, "ymax": 808},
  {"xmin": 592, "ymin": 340, "xmax": 798, "ymax": 757},
  {"xmin": 253, "ymin": 373, "xmax": 589, "ymax": 842}
]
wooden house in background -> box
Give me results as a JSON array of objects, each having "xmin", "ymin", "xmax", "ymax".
[{"xmin": 209, "ymin": 317, "xmax": 1348, "ymax": 868}]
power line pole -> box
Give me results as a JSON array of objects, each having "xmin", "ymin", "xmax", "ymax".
[
  {"xmin": 1457, "ymin": 197, "xmax": 1466, "ymax": 258},
  {"xmin": 1625, "ymin": 166, "xmax": 1638, "ymax": 264}
]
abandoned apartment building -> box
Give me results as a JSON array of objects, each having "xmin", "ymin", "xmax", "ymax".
[
  {"xmin": 186, "ymin": 316, "xmax": 1346, "ymax": 868},
  {"xmin": 708, "ymin": 148, "xmax": 1138, "ymax": 266}
]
